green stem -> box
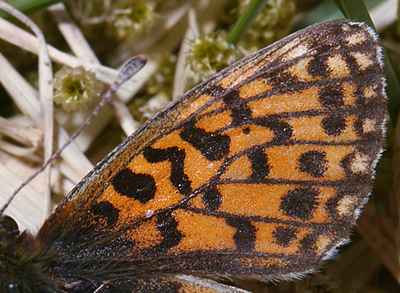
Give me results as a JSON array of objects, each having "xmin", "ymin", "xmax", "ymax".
[
  {"xmin": 0, "ymin": 0, "xmax": 64, "ymax": 18},
  {"xmin": 227, "ymin": 0, "xmax": 268, "ymax": 45}
]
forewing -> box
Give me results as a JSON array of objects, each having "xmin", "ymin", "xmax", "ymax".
[{"xmin": 39, "ymin": 20, "xmax": 386, "ymax": 282}]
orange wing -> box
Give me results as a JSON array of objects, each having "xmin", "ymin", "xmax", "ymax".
[{"xmin": 38, "ymin": 20, "xmax": 386, "ymax": 289}]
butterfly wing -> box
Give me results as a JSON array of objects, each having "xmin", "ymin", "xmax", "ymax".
[
  {"xmin": 64, "ymin": 275, "xmax": 249, "ymax": 292},
  {"xmin": 38, "ymin": 20, "xmax": 386, "ymax": 288}
]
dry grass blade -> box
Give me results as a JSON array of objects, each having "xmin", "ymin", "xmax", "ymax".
[{"xmin": 0, "ymin": 1, "xmax": 53, "ymax": 218}]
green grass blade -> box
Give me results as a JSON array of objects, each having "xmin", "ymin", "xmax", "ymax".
[
  {"xmin": 0, "ymin": 0, "xmax": 64, "ymax": 18},
  {"xmin": 227, "ymin": 0, "xmax": 268, "ymax": 45}
]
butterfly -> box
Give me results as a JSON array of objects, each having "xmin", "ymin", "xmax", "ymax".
[{"xmin": 0, "ymin": 19, "xmax": 386, "ymax": 292}]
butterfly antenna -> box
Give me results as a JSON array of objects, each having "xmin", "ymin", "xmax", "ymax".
[{"xmin": 0, "ymin": 55, "xmax": 147, "ymax": 215}]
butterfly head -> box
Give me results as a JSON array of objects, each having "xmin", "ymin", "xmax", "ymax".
[{"xmin": 0, "ymin": 215, "xmax": 59, "ymax": 292}]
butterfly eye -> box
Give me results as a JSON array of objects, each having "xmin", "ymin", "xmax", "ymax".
[{"xmin": 0, "ymin": 215, "xmax": 20, "ymax": 242}]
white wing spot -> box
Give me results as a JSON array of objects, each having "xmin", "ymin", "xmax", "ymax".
[
  {"xmin": 345, "ymin": 32, "xmax": 367, "ymax": 46},
  {"xmin": 350, "ymin": 152, "xmax": 370, "ymax": 174},
  {"xmin": 284, "ymin": 44, "xmax": 309, "ymax": 61},
  {"xmin": 337, "ymin": 195, "xmax": 356, "ymax": 217},
  {"xmin": 362, "ymin": 118, "xmax": 377, "ymax": 133},
  {"xmin": 350, "ymin": 52, "xmax": 373, "ymax": 71}
]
